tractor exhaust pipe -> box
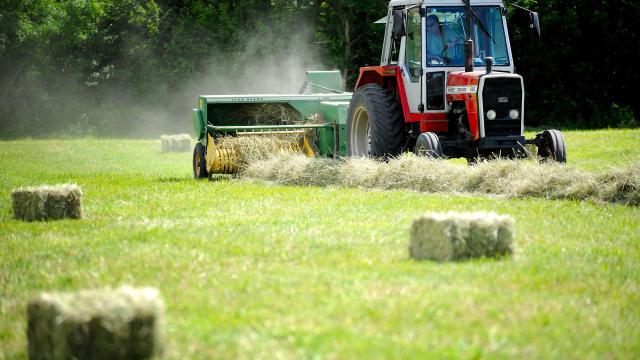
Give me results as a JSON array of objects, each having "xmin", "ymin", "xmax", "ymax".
[
  {"xmin": 465, "ymin": 40, "xmax": 474, "ymax": 72},
  {"xmin": 485, "ymin": 56, "xmax": 493, "ymax": 73},
  {"xmin": 464, "ymin": 0, "xmax": 473, "ymax": 72}
]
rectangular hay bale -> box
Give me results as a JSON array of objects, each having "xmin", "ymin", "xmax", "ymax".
[
  {"xmin": 410, "ymin": 211, "xmax": 514, "ymax": 262},
  {"xmin": 160, "ymin": 135, "xmax": 171, "ymax": 153},
  {"xmin": 27, "ymin": 287, "xmax": 164, "ymax": 360},
  {"xmin": 160, "ymin": 134, "xmax": 191, "ymax": 153},
  {"xmin": 12, "ymin": 184, "xmax": 82, "ymax": 221}
]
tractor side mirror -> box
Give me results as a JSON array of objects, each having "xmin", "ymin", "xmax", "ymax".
[
  {"xmin": 529, "ymin": 11, "xmax": 541, "ymax": 38},
  {"xmin": 392, "ymin": 10, "xmax": 406, "ymax": 39}
]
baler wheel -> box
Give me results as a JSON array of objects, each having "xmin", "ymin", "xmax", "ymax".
[
  {"xmin": 346, "ymin": 84, "xmax": 405, "ymax": 157},
  {"xmin": 193, "ymin": 142, "xmax": 208, "ymax": 179},
  {"xmin": 538, "ymin": 129, "xmax": 566, "ymax": 163},
  {"xmin": 414, "ymin": 132, "xmax": 443, "ymax": 159}
]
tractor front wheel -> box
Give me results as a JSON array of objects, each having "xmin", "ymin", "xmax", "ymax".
[
  {"xmin": 346, "ymin": 84, "xmax": 406, "ymax": 157},
  {"xmin": 193, "ymin": 142, "xmax": 208, "ymax": 179},
  {"xmin": 537, "ymin": 129, "xmax": 566, "ymax": 163},
  {"xmin": 414, "ymin": 132, "xmax": 443, "ymax": 159}
]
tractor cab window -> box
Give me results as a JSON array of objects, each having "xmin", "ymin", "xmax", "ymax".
[
  {"xmin": 426, "ymin": 72, "xmax": 445, "ymax": 110},
  {"xmin": 405, "ymin": 7, "xmax": 422, "ymax": 82},
  {"xmin": 425, "ymin": 6, "xmax": 509, "ymax": 67},
  {"xmin": 387, "ymin": 7, "xmax": 405, "ymax": 65}
]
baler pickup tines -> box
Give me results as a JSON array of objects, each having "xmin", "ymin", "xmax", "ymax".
[{"xmin": 205, "ymin": 125, "xmax": 331, "ymax": 174}]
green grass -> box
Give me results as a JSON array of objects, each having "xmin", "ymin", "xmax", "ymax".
[
  {"xmin": 529, "ymin": 128, "xmax": 640, "ymax": 172},
  {"xmin": 1, "ymin": 129, "xmax": 639, "ymax": 359}
]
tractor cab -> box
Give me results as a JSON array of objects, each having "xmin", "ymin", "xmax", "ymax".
[{"xmin": 387, "ymin": 2, "xmax": 513, "ymax": 114}]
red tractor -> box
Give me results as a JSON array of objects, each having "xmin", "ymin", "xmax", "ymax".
[{"xmin": 346, "ymin": 0, "xmax": 566, "ymax": 162}]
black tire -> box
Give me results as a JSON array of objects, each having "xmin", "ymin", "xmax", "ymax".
[
  {"xmin": 193, "ymin": 142, "xmax": 208, "ymax": 178},
  {"xmin": 346, "ymin": 84, "xmax": 406, "ymax": 157},
  {"xmin": 538, "ymin": 129, "xmax": 566, "ymax": 163},
  {"xmin": 414, "ymin": 132, "xmax": 443, "ymax": 159}
]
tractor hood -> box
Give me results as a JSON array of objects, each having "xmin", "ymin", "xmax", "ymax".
[
  {"xmin": 445, "ymin": 70, "xmax": 525, "ymax": 140},
  {"xmin": 446, "ymin": 71, "xmax": 483, "ymax": 92}
]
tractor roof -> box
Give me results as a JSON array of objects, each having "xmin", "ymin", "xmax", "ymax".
[{"xmin": 388, "ymin": 0, "xmax": 504, "ymax": 6}]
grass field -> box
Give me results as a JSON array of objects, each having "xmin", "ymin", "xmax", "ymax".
[{"xmin": 1, "ymin": 129, "xmax": 639, "ymax": 359}]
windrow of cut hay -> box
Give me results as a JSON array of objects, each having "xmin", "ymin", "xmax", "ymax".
[{"xmin": 241, "ymin": 154, "xmax": 640, "ymax": 206}]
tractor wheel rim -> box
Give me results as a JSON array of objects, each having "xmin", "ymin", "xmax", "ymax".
[{"xmin": 352, "ymin": 106, "xmax": 370, "ymax": 156}]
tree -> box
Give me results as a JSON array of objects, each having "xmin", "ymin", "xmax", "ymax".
[{"xmin": 316, "ymin": 0, "xmax": 387, "ymax": 88}]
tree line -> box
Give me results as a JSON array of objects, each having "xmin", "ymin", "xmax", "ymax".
[{"xmin": 0, "ymin": 0, "xmax": 637, "ymax": 138}]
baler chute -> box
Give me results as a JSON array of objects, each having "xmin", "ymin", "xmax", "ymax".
[{"xmin": 191, "ymin": 71, "xmax": 352, "ymax": 177}]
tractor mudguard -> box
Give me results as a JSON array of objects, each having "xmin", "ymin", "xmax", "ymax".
[
  {"xmin": 354, "ymin": 66, "xmax": 411, "ymax": 124},
  {"xmin": 354, "ymin": 66, "xmax": 448, "ymax": 133}
]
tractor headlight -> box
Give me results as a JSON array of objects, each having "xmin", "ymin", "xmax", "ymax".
[
  {"xmin": 486, "ymin": 110, "xmax": 497, "ymax": 120},
  {"xmin": 509, "ymin": 109, "xmax": 520, "ymax": 119}
]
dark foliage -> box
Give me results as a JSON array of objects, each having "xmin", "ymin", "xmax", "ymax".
[{"xmin": 509, "ymin": 0, "xmax": 640, "ymax": 127}]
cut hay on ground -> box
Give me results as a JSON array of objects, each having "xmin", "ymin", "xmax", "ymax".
[
  {"xmin": 409, "ymin": 211, "xmax": 514, "ymax": 262},
  {"xmin": 12, "ymin": 184, "xmax": 83, "ymax": 221},
  {"xmin": 27, "ymin": 286, "xmax": 164, "ymax": 360},
  {"xmin": 161, "ymin": 134, "xmax": 191, "ymax": 153},
  {"xmin": 240, "ymin": 154, "xmax": 640, "ymax": 206}
]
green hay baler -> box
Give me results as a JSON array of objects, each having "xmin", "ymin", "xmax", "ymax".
[{"xmin": 191, "ymin": 71, "xmax": 352, "ymax": 177}]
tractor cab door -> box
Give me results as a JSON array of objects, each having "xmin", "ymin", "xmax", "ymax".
[
  {"xmin": 381, "ymin": 5, "xmax": 423, "ymax": 114},
  {"xmin": 385, "ymin": 6, "xmax": 444, "ymax": 115},
  {"xmin": 400, "ymin": 6, "xmax": 424, "ymax": 114},
  {"xmin": 381, "ymin": 5, "xmax": 445, "ymax": 116}
]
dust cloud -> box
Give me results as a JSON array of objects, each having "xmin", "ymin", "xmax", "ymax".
[
  {"xmin": 0, "ymin": 24, "xmax": 334, "ymax": 139},
  {"xmin": 116, "ymin": 25, "xmax": 329, "ymax": 137}
]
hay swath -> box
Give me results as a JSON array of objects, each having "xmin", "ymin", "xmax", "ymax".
[{"xmin": 191, "ymin": 71, "xmax": 352, "ymax": 177}]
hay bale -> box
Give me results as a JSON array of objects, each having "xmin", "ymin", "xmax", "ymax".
[
  {"xmin": 160, "ymin": 134, "xmax": 191, "ymax": 153},
  {"xmin": 12, "ymin": 184, "xmax": 82, "ymax": 221},
  {"xmin": 27, "ymin": 287, "xmax": 164, "ymax": 360},
  {"xmin": 409, "ymin": 211, "xmax": 514, "ymax": 262},
  {"xmin": 160, "ymin": 135, "xmax": 171, "ymax": 153}
]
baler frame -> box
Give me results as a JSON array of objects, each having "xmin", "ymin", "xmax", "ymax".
[{"xmin": 191, "ymin": 71, "xmax": 354, "ymax": 177}]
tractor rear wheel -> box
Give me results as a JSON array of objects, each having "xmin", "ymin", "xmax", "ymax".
[
  {"xmin": 193, "ymin": 142, "xmax": 208, "ymax": 179},
  {"xmin": 346, "ymin": 84, "xmax": 406, "ymax": 157},
  {"xmin": 414, "ymin": 132, "xmax": 443, "ymax": 158},
  {"xmin": 538, "ymin": 129, "xmax": 566, "ymax": 163}
]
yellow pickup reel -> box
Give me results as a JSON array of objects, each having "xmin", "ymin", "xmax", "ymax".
[{"xmin": 205, "ymin": 129, "xmax": 316, "ymax": 174}]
